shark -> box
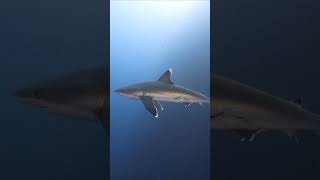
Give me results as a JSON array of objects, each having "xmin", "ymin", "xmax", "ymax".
[
  {"xmin": 14, "ymin": 67, "xmax": 109, "ymax": 134},
  {"xmin": 13, "ymin": 67, "xmax": 320, "ymax": 140},
  {"xmin": 211, "ymin": 75, "xmax": 320, "ymax": 141},
  {"xmin": 115, "ymin": 69, "xmax": 210, "ymax": 118}
]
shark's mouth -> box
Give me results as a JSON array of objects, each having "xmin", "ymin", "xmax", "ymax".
[{"xmin": 16, "ymin": 97, "xmax": 98, "ymax": 120}]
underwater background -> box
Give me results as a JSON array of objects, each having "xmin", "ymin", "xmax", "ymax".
[
  {"xmin": 110, "ymin": 1, "xmax": 210, "ymax": 180},
  {"xmin": 2, "ymin": 0, "xmax": 320, "ymax": 180},
  {"xmin": 212, "ymin": 0, "xmax": 320, "ymax": 179},
  {"xmin": 0, "ymin": 0, "xmax": 108, "ymax": 179}
]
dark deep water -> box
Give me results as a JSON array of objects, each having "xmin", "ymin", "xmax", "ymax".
[
  {"xmin": 212, "ymin": 0, "xmax": 320, "ymax": 179},
  {"xmin": 0, "ymin": 0, "xmax": 109, "ymax": 179}
]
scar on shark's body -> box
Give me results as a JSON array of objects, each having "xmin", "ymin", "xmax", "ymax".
[{"xmin": 115, "ymin": 69, "xmax": 210, "ymax": 117}]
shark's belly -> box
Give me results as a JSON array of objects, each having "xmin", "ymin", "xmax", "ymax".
[
  {"xmin": 212, "ymin": 100, "xmax": 273, "ymax": 129},
  {"xmin": 153, "ymin": 96, "xmax": 188, "ymax": 103},
  {"xmin": 211, "ymin": 99, "xmax": 320, "ymax": 130},
  {"xmin": 150, "ymin": 92, "xmax": 199, "ymax": 103}
]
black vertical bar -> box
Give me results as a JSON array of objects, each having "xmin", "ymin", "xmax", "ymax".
[
  {"xmin": 210, "ymin": 0, "xmax": 215, "ymax": 179},
  {"xmin": 105, "ymin": 0, "xmax": 110, "ymax": 179}
]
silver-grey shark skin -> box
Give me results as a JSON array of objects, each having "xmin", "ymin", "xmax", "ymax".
[
  {"xmin": 14, "ymin": 67, "xmax": 108, "ymax": 130},
  {"xmin": 211, "ymin": 75, "xmax": 320, "ymax": 140},
  {"xmin": 115, "ymin": 69, "xmax": 210, "ymax": 117}
]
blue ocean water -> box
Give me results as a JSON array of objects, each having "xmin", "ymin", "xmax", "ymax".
[{"xmin": 110, "ymin": 1, "xmax": 210, "ymax": 180}]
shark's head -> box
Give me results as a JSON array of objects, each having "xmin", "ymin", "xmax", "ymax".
[
  {"xmin": 14, "ymin": 85, "xmax": 103, "ymax": 120},
  {"xmin": 115, "ymin": 85, "xmax": 143, "ymax": 99},
  {"xmin": 14, "ymin": 86, "xmax": 74, "ymax": 109},
  {"xmin": 14, "ymin": 68, "xmax": 107, "ymax": 120},
  {"xmin": 14, "ymin": 87, "xmax": 53, "ymax": 107}
]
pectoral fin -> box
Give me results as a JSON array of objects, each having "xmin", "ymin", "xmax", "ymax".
[
  {"xmin": 233, "ymin": 129, "xmax": 264, "ymax": 142},
  {"xmin": 140, "ymin": 96, "xmax": 158, "ymax": 118},
  {"xmin": 211, "ymin": 111, "xmax": 225, "ymax": 119},
  {"xmin": 94, "ymin": 98, "xmax": 109, "ymax": 136},
  {"xmin": 154, "ymin": 100, "xmax": 163, "ymax": 111}
]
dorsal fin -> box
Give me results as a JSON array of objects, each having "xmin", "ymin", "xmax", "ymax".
[
  {"xmin": 158, "ymin": 69, "xmax": 173, "ymax": 84},
  {"xmin": 293, "ymin": 98, "xmax": 302, "ymax": 106}
]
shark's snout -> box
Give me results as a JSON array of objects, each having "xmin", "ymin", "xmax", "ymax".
[
  {"xmin": 115, "ymin": 88, "xmax": 127, "ymax": 96},
  {"xmin": 13, "ymin": 88, "xmax": 33, "ymax": 99},
  {"xmin": 13, "ymin": 88, "xmax": 44, "ymax": 103}
]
